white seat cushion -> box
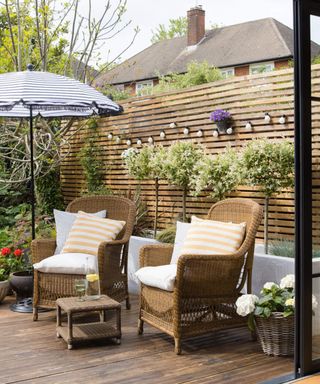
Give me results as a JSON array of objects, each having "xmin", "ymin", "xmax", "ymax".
[
  {"xmin": 33, "ymin": 253, "xmax": 97, "ymax": 275},
  {"xmin": 54, "ymin": 209, "xmax": 106, "ymax": 254},
  {"xmin": 135, "ymin": 264, "xmax": 177, "ymax": 292},
  {"xmin": 170, "ymin": 221, "xmax": 191, "ymax": 264}
]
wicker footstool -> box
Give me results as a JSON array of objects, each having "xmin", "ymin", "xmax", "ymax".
[{"xmin": 56, "ymin": 295, "xmax": 121, "ymax": 350}]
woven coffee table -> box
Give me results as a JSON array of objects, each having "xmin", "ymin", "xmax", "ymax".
[{"xmin": 56, "ymin": 295, "xmax": 121, "ymax": 350}]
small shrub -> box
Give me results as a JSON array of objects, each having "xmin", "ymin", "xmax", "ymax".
[
  {"xmin": 36, "ymin": 166, "xmax": 65, "ymax": 214},
  {"xmin": 270, "ymin": 239, "xmax": 320, "ymax": 259},
  {"xmin": 79, "ymin": 118, "xmax": 112, "ymax": 195},
  {"xmin": 191, "ymin": 147, "xmax": 241, "ymax": 202},
  {"xmin": 153, "ymin": 61, "xmax": 222, "ymax": 94},
  {"xmin": 156, "ymin": 226, "xmax": 176, "ymax": 244}
]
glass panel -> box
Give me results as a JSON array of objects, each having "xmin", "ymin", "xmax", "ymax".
[{"xmin": 311, "ymin": 14, "xmax": 320, "ymax": 361}]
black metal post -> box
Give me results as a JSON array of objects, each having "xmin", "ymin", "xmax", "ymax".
[
  {"xmin": 294, "ymin": 0, "xmax": 313, "ymax": 375},
  {"xmin": 29, "ymin": 105, "xmax": 35, "ymax": 240}
]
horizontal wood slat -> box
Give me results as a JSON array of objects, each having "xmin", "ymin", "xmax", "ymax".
[{"xmin": 60, "ymin": 66, "xmax": 320, "ymax": 245}]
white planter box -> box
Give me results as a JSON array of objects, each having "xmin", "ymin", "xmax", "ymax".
[
  {"xmin": 253, "ymin": 244, "xmax": 320, "ymax": 336},
  {"xmin": 128, "ymin": 236, "xmax": 159, "ymax": 294}
]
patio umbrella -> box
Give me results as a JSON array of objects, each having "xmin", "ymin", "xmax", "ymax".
[{"xmin": 0, "ymin": 64, "xmax": 123, "ymax": 239}]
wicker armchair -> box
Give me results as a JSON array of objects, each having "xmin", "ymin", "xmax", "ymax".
[
  {"xmin": 32, "ymin": 196, "xmax": 136, "ymax": 320},
  {"xmin": 138, "ymin": 198, "xmax": 263, "ymax": 354}
]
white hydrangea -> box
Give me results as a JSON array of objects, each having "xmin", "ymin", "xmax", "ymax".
[
  {"xmin": 263, "ymin": 282, "xmax": 279, "ymax": 290},
  {"xmin": 236, "ymin": 294, "xmax": 259, "ymax": 317},
  {"xmin": 280, "ymin": 274, "xmax": 295, "ymax": 289},
  {"xmin": 285, "ymin": 298, "xmax": 295, "ymax": 307},
  {"xmin": 312, "ymin": 295, "xmax": 318, "ymax": 311}
]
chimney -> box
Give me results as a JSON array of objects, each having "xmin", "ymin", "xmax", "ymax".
[{"xmin": 187, "ymin": 5, "xmax": 205, "ymax": 46}]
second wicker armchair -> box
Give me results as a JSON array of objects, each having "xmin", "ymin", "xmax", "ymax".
[{"xmin": 32, "ymin": 195, "xmax": 136, "ymax": 320}]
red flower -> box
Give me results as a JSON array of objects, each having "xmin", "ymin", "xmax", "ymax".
[
  {"xmin": 13, "ymin": 249, "xmax": 23, "ymax": 257},
  {"xmin": 1, "ymin": 247, "xmax": 10, "ymax": 256}
]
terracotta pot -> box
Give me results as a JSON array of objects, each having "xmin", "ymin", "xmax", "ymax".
[
  {"xmin": 9, "ymin": 271, "xmax": 33, "ymax": 301},
  {"xmin": 0, "ymin": 280, "xmax": 9, "ymax": 303}
]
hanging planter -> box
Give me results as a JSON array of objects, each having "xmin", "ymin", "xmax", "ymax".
[
  {"xmin": 210, "ymin": 109, "xmax": 232, "ymax": 133},
  {"xmin": 216, "ymin": 119, "xmax": 230, "ymax": 132}
]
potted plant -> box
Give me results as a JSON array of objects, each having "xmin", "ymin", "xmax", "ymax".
[
  {"xmin": 241, "ymin": 139, "xmax": 294, "ymax": 254},
  {"xmin": 122, "ymin": 145, "xmax": 166, "ymax": 237},
  {"xmin": 209, "ymin": 109, "xmax": 232, "ymax": 133},
  {"xmin": 163, "ymin": 141, "xmax": 205, "ymax": 222},
  {"xmin": 236, "ymin": 274, "xmax": 318, "ymax": 356},
  {"xmin": 1, "ymin": 247, "xmax": 33, "ymax": 303}
]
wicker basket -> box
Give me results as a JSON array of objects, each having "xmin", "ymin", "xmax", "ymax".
[
  {"xmin": 254, "ymin": 312, "xmax": 294, "ymax": 356},
  {"xmin": 0, "ymin": 280, "xmax": 9, "ymax": 304}
]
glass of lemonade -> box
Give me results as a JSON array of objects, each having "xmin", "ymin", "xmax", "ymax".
[{"xmin": 74, "ymin": 279, "xmax": 86, "ymax": 301}]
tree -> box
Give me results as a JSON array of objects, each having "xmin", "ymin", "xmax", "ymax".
[
  {"xmin": 241, "ymin": 139, "xmax": 294, "ymax": 254},
  {"xmin": 151, "ymin": 17, "xmax": 187, "ymax": 44},
  {"xmin": 163, "ymin": 141, "xmax": 205, "ymax": 222},
  {"xmin": 0, "ymin": 0, "xmax": 139, "ymax": 187},
  {"xmin": 122, "ymin": 145, "xmax": 166, "ymax": 237},
  {"xmin": 0, "ymin": 0, "xmax": 139, "ymax": 82},
  {"xmin": 192, "ymin": 147, "xmax": 241, "ymax": 202}
]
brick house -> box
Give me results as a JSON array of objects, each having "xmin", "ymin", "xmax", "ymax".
[{"xmin": 95, "ymin": 6, "xmax": 320, "ymax": 96}]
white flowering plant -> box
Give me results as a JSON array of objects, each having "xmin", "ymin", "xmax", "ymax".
[{"xmin": 236, "ymin": 274, "xmax": 318, "ymax": 331}]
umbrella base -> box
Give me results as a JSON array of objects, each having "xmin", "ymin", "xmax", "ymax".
[{"xmin": 10, "ymin": 297, "xmax": 53, "ymax": 313}]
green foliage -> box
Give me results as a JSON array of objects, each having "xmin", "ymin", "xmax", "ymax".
[
  {"xmin": 156, "ymin": 226, "xmax": 176, "ymax": 244},
  {"xmin": 36, "ymin": 166, "xmax": 65, "ymax": 215},
  {"xmin": 79, "ymin": 119, "xmax": 111, "ymax": 195},
  {"xmin": 153, "ymin": 61, "xmax": 222, "ymax": 94},
  {"xmin": 164, "ymin": 141, "xmax": 205, "ymax": 190},
  {"xmin": 122, "ymin": 145, "xmax": 166, "ymax": 180},
  {"xmin": 241, "ymin": 139, "xmax": 294, "ymax": 198},
  {"xmin": 99, "ymin": 85, "xmax": 130, "ymax": 101},
  {"xmin": 0, "ymin": 0, "xmax": 69, "ymax": 74},
  {"xmin": 270, "ymin": 239, "xmax": 320, "ymax": 259},
  {"xmin": 192, "ymin": 147, "xmax": 241, "ymax": 201},
  {"xmin": 241, "ymin": 139, "xmax": 294, "ymax": 253},
  {"xmin": 312, "ymin": 55, "xmax": 320, "ymax": 65},
  {"xmin": 163, "ymin": 141, "xmax": 205, "ymax": 221},
  {"xmin": 254, "ymin": 285, "xmax": 294, "ymax": 319},
  {"xmin": 130, "ymin": 187, "xmax": 150, "ymax": 237},
  {"xmin": 151, "ymin": 17, "xmax": 187, "ymax": 43}
]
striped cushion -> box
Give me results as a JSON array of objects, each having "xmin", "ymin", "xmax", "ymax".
[
  {"xmin": 179, "ymin": 216, "xmax": 246, "ymax": 258},
  {"xmin": 61, "ymin": 212, "xmax": 125, "ymax": 256}
]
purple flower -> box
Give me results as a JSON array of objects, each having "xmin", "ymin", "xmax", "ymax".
[{"xmin": 210, "ymin": 109, "xmax": 231, "ymax": 122}]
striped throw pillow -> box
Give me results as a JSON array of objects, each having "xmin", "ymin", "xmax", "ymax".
[
  {"xmin": 61, "ymin": 212, "xmax": 125, "ymax": 256},
  {"xmin": 179, "ymin": 216, "xmax": 246, "ymax": 258}
]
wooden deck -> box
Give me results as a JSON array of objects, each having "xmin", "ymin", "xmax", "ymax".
[{"xmin": 0, "ymin": 295, "xmax": 293, "ymax": 384}]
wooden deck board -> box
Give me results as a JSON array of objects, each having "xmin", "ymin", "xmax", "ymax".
[{"xmin": 0, "ymin": 295, "xmax": 293, "ymax": 384}]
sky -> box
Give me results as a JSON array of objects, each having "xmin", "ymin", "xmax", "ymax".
[{"xmin": 78, "ymin": 0, "xmax": 320, "ymax": 64}]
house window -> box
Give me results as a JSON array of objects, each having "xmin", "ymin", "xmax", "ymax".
[
  {"xmin": 220, "ymin": 67, "xmax": 235, "ymax": 79},
  {"xmin": 250, "ymin": 62, "xmax": 275, "ymax": 75},
  {"xmin": 115, "ymin": 84, "xmax": 125, "ymax": 91},
  {"xmin": 136, "ymin": 80, "xmax": 153, "ymax": 96}
]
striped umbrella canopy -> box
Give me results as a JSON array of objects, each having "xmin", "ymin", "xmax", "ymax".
[
  {"xmin": 0, "ymin": 65, "xmax": 123, "ymax": 239},
  {"xmin": 0, "ymin": 65, "xmax": 122, "ymax": 115}
]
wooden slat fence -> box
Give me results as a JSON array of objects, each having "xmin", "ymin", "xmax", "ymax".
[{"xmin": 60, "ymin": 65, "xmax": 320, "ymax": 244}]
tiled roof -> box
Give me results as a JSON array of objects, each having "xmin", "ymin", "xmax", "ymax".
[{"xmin": 95, "ymin": 18, "xmax": 320, "ymax": 85}]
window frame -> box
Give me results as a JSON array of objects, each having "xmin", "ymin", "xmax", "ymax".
[{"xmin": 249, "ymin": 61, "xmax": 275, "ymax": 75}]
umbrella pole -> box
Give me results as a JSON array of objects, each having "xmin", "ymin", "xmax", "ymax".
[{"xmin": 29, "ymin": 106, "xmax": 35, "ymax": 240}]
